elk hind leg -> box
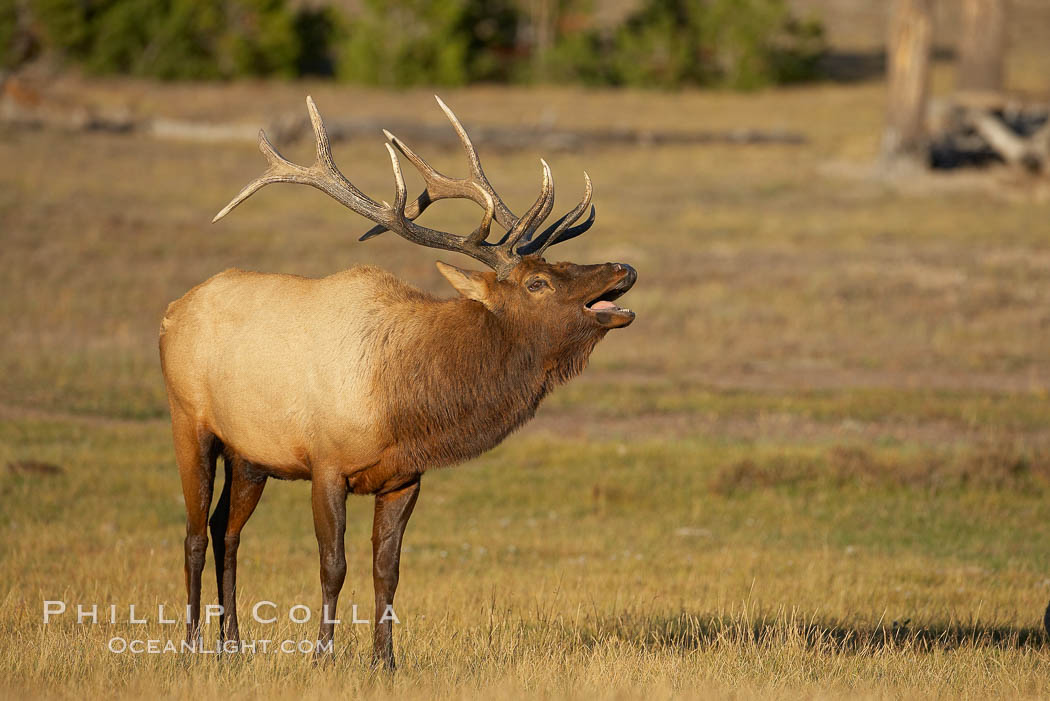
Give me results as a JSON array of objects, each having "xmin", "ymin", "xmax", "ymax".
[
  {"xmin": 210, "ymin": 453, "xmax": 266, "ymax": 645},
  {"xmin": 311, "ymin": 472, "xmax": 349, "ymax": 661},
  {"xmin": 171, "ymin": 408, "xmax": 218, "ymax": 645}
]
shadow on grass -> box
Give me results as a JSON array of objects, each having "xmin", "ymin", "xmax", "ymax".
[{"xmin": 575, "ymin": 610, "xmax": 1047, "ymax": 654}]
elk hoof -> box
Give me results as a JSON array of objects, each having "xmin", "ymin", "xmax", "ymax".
[
  {"xmin": 370, "ymin": 652, "xmax": 396, "ymax": 673},
  {"xmin": 312, "ymin": 643, "xmax": 335, "ymax": 667}
]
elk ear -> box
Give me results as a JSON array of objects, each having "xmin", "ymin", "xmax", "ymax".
[{"xmin": 436, "ymin": 261, "xmax": 492, "ymax": 305}]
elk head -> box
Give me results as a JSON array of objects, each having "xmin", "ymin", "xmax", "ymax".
[{"xmin": 213, "ymin": 96, "xmax": 636, "ymax": 341}]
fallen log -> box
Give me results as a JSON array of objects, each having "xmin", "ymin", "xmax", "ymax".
[
  {"xmin": 145, "ymin": 114, "xmax": 807, "ymax": 150},
  {"xmin": 928, "ymin": 93, "xmax": 1049, "ymax": 175},
  {"xmin": 965, "ymin": 108, "xmax": 1048, "ymax": 173}
]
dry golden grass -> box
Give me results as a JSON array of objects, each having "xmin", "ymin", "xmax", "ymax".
[
  {"xmin": 4, "ymin": 421, "xmax": 1050, "ymax": 700},
  {"xmin": 3, "ymin": 56, "xmax": 1050, "ymax": 699}
]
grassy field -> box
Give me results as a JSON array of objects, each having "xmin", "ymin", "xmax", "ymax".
[{"xmin": 3, "ymin": 60, "xmax": 1050, "ymax": 698}]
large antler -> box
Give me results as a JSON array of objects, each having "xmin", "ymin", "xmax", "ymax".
[{"xmin": 213, "ymin": 96, "xmax": 595, "ymax": 278}]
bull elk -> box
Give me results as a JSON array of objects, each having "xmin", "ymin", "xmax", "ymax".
[{"xmin": 159, "ymin": 96, "xmax": 636, "ymax": 669}]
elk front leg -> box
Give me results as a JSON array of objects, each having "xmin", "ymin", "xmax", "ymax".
[
  {"xmin": 371, "ymin": 479, "xmax": 421, "ymax": 671},
  {"xmin": 312, "ymin": 472, "xmax": 348, "ymax": 660},
  {"xmin": 209, "ymin": 455, "xmax": 266, "ymax": 645}
]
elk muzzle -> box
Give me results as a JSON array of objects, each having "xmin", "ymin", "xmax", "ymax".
[{"xmin": 583, "ymin": 263, "xmax": 636, "ymax": 329}]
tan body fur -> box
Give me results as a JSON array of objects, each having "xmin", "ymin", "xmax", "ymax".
[
  {"xmin": 162, "ymin": 267, "xmax": 394, "ymax": 488},
  {"xmin": 161, "ymin": 262, "xmax": 606, "ymax": 494}
]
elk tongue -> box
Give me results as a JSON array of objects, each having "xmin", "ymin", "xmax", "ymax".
[{"xmin": 589, "ymin": 300, "xmax": 620, "ymax": 311}]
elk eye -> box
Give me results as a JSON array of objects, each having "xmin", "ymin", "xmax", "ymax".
[{"xmin": 526, "ymin": 278, "xmax": 548, "ymax": 293}]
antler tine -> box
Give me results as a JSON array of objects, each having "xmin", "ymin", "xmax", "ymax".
[
  {"xmin": 519, "ymin": 172, "xmax": 594, "ymax": 257},
  {"xmin": 465, "ymin": 184, "xmax": 495, "ymax": 246},
  {"xmin": 357, "ymin": 135, "xmax": 438, "ymax": 242},
  {"xmin": 383, "ymin": 129, "xmax": 455, "ymax": 220},
  {"xmin": 212, "ymin": 130, "xmax": 301, "ymax": 222},
  {"xmin": 434, "ymin": 96, "xmax": 517, "ymax": 226},
  {"xmin": 543, "ymin": 205, "xmax": 596, "ymax": 250},
  {"xmin": 305, "ymin": 96, "xmax": 373, "ymax": 203},
  {"xmin": 213, "ymin": 96, "xmax": 386, "ymax": 224},
  {"xmin": 382, "ymin": 129, "xmax": 439, "ymax": 221},
  {"xmin": 500, "ymin": 159, "xmax": 554, "ymax": 251},
  {"xmin": 386, "ymin": 143, "xmax": 409, "ymax": 215}
]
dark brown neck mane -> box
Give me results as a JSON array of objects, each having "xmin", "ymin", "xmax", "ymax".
[{"xmin": 373, "ymin": 296, "xmax": 603, "ymax": 479}]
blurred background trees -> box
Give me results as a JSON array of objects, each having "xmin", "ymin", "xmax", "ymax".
[
  {"xmin": 0, "ymin": 0, "xmax": 826, "ymax": 88},
  {"xmin": 956, "ymin": 0, "xmax": 1008, "ymax": 94},
  {"xmin": 4, "ymin": 0, "xmax": 302, "ymax": 78},
  {"xmin": 881, "ymin": 0, "xmax": 934, "ymax": 167}
]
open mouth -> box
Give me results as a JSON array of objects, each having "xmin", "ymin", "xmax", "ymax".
[
  {"xmin": 586, "ymin": 289, "xmax": 632, "ymax": 314},
  {"xmin": 584, "ymin": 269, "xmax": 636, "ymax": 326}
]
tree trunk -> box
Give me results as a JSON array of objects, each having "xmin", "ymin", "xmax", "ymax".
[
  {"xmin": 957, "ymin": 0, "xmax": 1008, "ymax": 93},
  {"xmin": 881, "ymin": 0, "xmax": 935, "ymax": 167},
  {"xmin": 530, "ymin": 0, "xmax": 554, "ymax": 82}
]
